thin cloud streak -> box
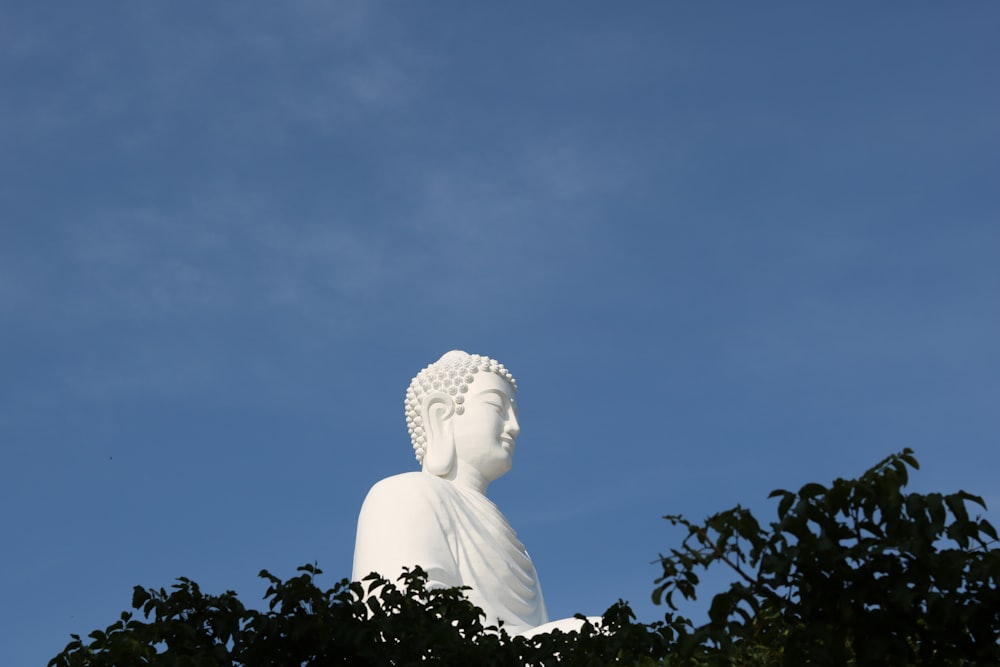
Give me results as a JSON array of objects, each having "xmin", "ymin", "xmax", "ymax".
[{"xmin": 62, "ymin": 197, "xmax": 393, "ymax": 319}]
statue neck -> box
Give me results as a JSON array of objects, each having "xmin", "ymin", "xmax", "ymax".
[{"xmin": 441, "ymin": 462, "xmax": 491, "ymax": 495}]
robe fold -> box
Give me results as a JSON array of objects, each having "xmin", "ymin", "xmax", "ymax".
[{"xmin": 353, "ymin": 472, "xmax": 549, "ymax": 634}]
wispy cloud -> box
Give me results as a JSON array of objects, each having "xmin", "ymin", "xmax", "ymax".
[
  {"xmin": 398, "ymin": 130, "xmax": 633, "ymax": 296},
  {"xmin": 516, "ymin": 130, "xmax": 630, "ymax": 203},
  {"xmin": 61, "ymin": 192, "xmax": 393, "ymax": 322},
  {"xmin": 10, "ymin": 129, "xmax": 631, "ymax": 333},
  {"xmin": 0, "ymin": 1, "xmax": 419, "ymax": 151}
]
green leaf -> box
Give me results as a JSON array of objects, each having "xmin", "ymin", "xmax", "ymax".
[
  {"xmin": 945, "ymin": 493, "xmax": 970, "ymax": 525},
  {"xmin": 979, "ymin": 518, "xmax": 998, "ymax": 542},
  {"xmin": 770, "ymin": 489, "xmax": 795, "ymax": 519},
  {"xmin": 131, "ymin": 586, "xmax": 150, "ymax": 609},
  {"xmin": 899, "ymin": 448, "xmax": 919, "ymax": 470},
  {"xmin": 799, "ymin": 482, "xmax": 827, "ymax": 499},
  {"xmin": 958, "ymin": 489, "xmax": 986, "ymax": 509}
]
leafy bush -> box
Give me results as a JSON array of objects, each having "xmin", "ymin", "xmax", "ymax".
[
  {"xmin": 49, "ymin": 564, "xmax": 669, "ymax": 666},
  {"xmin": 52, "ymin": 450, "xmax": 999, "ymax": 666},
  {"xmin": 654, "ymin": 449, "xmax": 1000, "ymax": 665}
]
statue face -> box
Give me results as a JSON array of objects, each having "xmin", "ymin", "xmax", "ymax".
[{"xmin": 451, "ymin": 371, "xmax": 520, "ymax": 482}]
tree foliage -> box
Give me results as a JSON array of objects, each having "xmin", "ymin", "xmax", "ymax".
[
  {"xmin": 52, "ymin": 450, "xmax": 999, "ymax": 666},
  {"xmin": 49, "ymin": 565, "xmax": 669, "ymax": 666},
  {"xmin": 654, "ymin": 449, "xmax": 1000, "ymax": 665}
]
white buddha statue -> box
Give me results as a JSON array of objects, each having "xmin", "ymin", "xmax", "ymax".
[{"xmin": 352, "ymin": 351, "xmax": 549, "ymax": 634}]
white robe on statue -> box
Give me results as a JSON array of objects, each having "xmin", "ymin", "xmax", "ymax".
[{"xmin": 352, "ymin": 471, "xmax": 549, "ymax": 635}]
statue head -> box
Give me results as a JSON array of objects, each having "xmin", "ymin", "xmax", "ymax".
[{"xmin": 405, "ymin": 351, "xmax": 520, "ymax": 482}]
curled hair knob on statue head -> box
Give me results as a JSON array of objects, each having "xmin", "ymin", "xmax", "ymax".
[{"xmin": 404, "ymin": 350, "xmax": 517, "ymax": 465}]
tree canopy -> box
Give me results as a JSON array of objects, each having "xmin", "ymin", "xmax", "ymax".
[
  {"xmin": 51, "ymin": 450, "xmax": 999, "ymax": 666},
  {"xmin": 654, "ymin": 449, "xmax": 1000, "ymax": 665}
]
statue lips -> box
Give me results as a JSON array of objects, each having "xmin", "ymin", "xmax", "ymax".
[{"xmin": 500, "ymin": 436, "xmax": 516, "ymax": 455}]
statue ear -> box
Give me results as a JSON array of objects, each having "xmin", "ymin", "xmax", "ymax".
[{"xmin": 421, "ymin": 392, "xmax": 456, "ymax": 476}]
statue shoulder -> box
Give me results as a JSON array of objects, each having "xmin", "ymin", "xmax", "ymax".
[
  {"xmin": 353, "ymin": 472, "xmax": 459, "ymax": 585},
  {"xmin": 360, "ymin": 472, "xmax": 448, "ymax": 515}
]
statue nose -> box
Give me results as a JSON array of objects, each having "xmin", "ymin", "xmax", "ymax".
[{"xmin": 506, "ymin": 413, "xmax": 520, "ymax": 438}]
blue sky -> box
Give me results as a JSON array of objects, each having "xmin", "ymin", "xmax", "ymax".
[{"xmin": 2, "ymin": 2, "xmax": 999, "ymax": 663}]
